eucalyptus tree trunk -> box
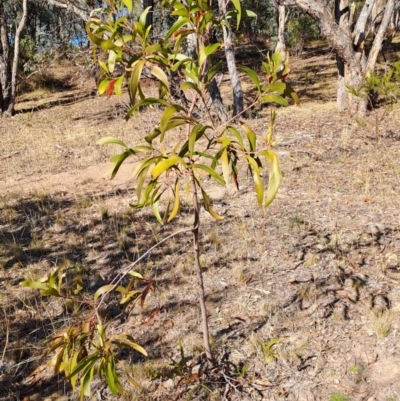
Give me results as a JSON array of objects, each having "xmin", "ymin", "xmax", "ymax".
[
  {"xmin": 46, "ymin": 0, "xmax": 90, "ymax": 22},
  {"xmin": 0, "ymin": 0, "xmax": 28, "ymax": 117},
  {"xmin": 346, "ymin": 0, "xmax": 374, "ymax": 114},
  {"xmin": 209, "ymin": 77, "xmax": 229, "ymax": 122},
  {"xmin": 371, "ymin": 0, "xmax": 386, "ymax": 29},
  {"xmin": 0, "ymin": 0, "xmax": 11, "ymax": 117},
  {"xmin": 275, "ymin": 4, "xmax": 287, "ymax": 61},
  {"xmin": 287, "ymin": 0, "xmax": 395, "ymax": 116},
  {"xmin": 335, "ymin": 0, "xmax": 350, "ymax": 111},
  {"xmin": 218, "ymin": 0, "xmax": 243, "ymax": 116},
  {"xmin": 365, "ymin": 0, "xmax": 395, "ymax": 75},
  {"xmin": 178, "ymin": 0, "xmax": 228, "ymax": 123}
]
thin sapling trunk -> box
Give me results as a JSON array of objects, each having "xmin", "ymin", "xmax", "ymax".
[{"xmin": 190, "ymin": 173, "xmax": 213, "ymax": 362}]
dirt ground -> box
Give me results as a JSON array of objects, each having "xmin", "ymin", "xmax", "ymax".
[{"xmin": 1, "ymin": 43, "xmax": 400, "ymax": 401}]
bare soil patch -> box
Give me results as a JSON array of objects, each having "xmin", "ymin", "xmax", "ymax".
[{"xmin": 1, "ymin": 43, "xmax": 400, "ymax": 401}]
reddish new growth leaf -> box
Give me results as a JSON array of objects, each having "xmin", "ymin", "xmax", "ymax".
[
  {"xmin": 173, "ymin": 28, "xmax": 192, "ymax": 38},
  {"xmin": 140, "ymin": 281, "xmax": 153, "ymax": 308},
  {"xmin": 106, "ymin": 80, "xmax": 116, "ymax": 97},
  {"xmin": 232, "ymin": 172, "xmax": 239, "ymax": 190}
]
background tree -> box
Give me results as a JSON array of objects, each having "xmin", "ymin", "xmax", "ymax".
[
  {"xmin": 45, "ymin": 0, "xmax": 92, "ymax": 22},
  {"xmin": 218, "ymin": 0, "xmax": 244, "ymax": 115},
  {"xmin": 0, "ymin": 0, "xmax": 28, "ymax": 117},
  {"xmin": 271, "ymin": 0, "xmax": 287, "ymax": 60},
  {"xmin": 143, "ymin": 0, "xmax": 154, "ymax": 28},
  {"xmin": 285, "ymin": 0, "xmax": 396, "ymax": 115},
  {"xmin": 0, "ymin": 0, "xmax": 115, "ymax": 116},
  {"xmin": 241, "ymin": 0, "xmax": 276, "ymax": 38},
  {"xmin": 285, "ymin": 7, "xmax": 320, "ymax": 55},
  {"xmin": 240, "ymin": 0, "xmax": 319, "ymax": 57}
]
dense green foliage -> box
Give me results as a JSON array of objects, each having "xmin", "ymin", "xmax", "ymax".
[{"xmin": 286, "ymin": 11, "xmax": 320, "ymax": 54}]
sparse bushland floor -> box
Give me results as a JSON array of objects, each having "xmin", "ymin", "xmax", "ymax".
[{"xmin": 1, "ymin": 42, "xmax": 400, "ymax": 401}]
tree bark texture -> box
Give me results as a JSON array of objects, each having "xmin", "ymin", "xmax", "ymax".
[
  {"xmin": 218, "ymin": 0, "xmax": 243, "ymax": 116},
  {"xmin": 0, "ymin": 0, "xmax": 34, "ymax": 117},
  {"xmin": 353, "ymin": 0, "xmax": 375, "ymax": 47},
  {"xmin": 179, "ymin": 0, "xmax": 227, "ymax": 122},
  {"xmin": 7, "ymin": 0, "xmax": 29, "ymax": 116},
  {"xmin": 365, "ymin": 0, "xmax": 395, "ymax": 75},
  {"xmin": 0, "ymin": 0, "xmax": 11, "ymax": 116},
  {"xmin": 275, "ymin": 4, "xmax": 287, "ymax": 61},
  {"xmin": 287, "ymin": 0, "xmax": 395, "ymax": 116},
  {"xmin": 46, "ymin": 0, "xmax": 90, "ymax": 22},
  {"xmin": 209, "ymin": 76, "xmax": 228, "ymax": 123},
  {"xmin": 335, "ymin": 0, "xmax": 350, "ymax": 111}
]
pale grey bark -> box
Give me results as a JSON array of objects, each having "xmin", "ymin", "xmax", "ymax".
[
  {"xmin": 390, "ymin": 7, "xmax": 399, "ymax": 31},
  {"xmin": 284, "ymin": 0, "xmax": 396, "ymax": 116},
  {"xmin": 371, "ymin": 0, "xmax": 386, "ymax": 27},
  {"xmin": 218, "ymin": 0, "xmax": 243, "ymax": 116},
  {"xmin": 335, "ymin": 0, "xmax": 350, "ymax": 111},
  {"xmin": 354, "ymin": 0, "xmax": 375, "ymax": 46},
  {"xmin": 210, "ymin": 77, "xmax": 229, "ymax": 123},
  {"xmin": 275, "ymin": 4, "xmax": 287, "ymax": 60},
  {"xmin": 179, "ymin": 0, "xmax": 228, "ymax": 122},
  {"xmin": 0, "ymin": 0, "xmax": 11, "ymax": 116},
  {"xmin": 365, "ymin": 0, "xmax": 395, "ymax": 75},
  {"xmin": 8, "ymin": 0, "xmax": 28, "ymax": 116},
  {"xmin": 0, "ymin": 0, "xmax": 28, "ymax": 116},
  {"xmin": 45, "ymin": 0, "xmax": 90, "ymax": 22}
]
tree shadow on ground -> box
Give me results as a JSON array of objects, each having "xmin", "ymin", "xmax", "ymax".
[
  {"xmin": 0, "ymin": 189, "xmax": 234, "ymax": 399},
  {"xmin": 15, "ymin": 90, "xmax": 96, "ymax": 114},
  {"xmin": 1, "ymin": 170, "xmax": 399, "ymax": 399}
]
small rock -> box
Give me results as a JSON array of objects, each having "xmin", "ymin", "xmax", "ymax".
[
  {"xmin": 163, "ymin": 378, "xmax": 175, "ymax": 390},
  {"xmin": 371, "ymin": 294, "xmax": 389, "ymax": 314},
  {"xmin": 386, "ymin": 253, "xmax": 399, "ymax": 269},
  {"xmin": 191, "ymin": 364, "xmax": 201, "ymax": 375}
]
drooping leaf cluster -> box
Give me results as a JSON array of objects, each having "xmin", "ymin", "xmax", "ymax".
[{"xmin": 22, "ymin": 263, "xmax": 150, "ymax": 399}]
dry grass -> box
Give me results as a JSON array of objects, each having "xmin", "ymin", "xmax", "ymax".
[{"xmin": 2, "ymin": 41, "xmax": 400, "ymax": 400}]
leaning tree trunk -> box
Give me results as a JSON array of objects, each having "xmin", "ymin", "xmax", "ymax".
[
  {"xmin": 46, "ymin": 0, "xmax": 90, "ymax": 22},
  {"xmin": 365, "ymin": 0, "xmax": 395, "ymax": 75},
  {"xmin": 347, "ymin": 0, "xmax": 394, "ymax": 115},
  {"xmin": 218, "ymin": 0, "xmax": 243, "ymax": 116}
]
